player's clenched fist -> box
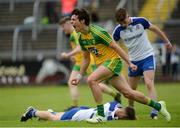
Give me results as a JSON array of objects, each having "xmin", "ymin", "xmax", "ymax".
[
  {"xmin": 71, "ymin": 74, "xmax": 82, "ymax": 85},
  {"xmin": 61, "ymin": 52, "xmax": 69, "ymax": 59},
  {"xmin": 129, "ymin": 63, "xmax": 137, "ymax": 71}
]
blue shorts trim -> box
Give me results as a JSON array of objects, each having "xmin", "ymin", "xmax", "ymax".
[
  {"xmin": 60, "ymin": 106, "xmax": 90, "ymax": 120},
  {"xmin": 128, "ymin": 55, "xmax": 155, "ymax": 77}
]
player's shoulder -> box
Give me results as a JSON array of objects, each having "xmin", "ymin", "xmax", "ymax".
[
  {"xmin": 104, "ymin": 101, "xmax": 122, "ymax": 111},
  {"xmin": 90, "ymin": 24, "xmax": 112, "ymax": 41},
  {"xmin": 70, "ymin": 30, "xmax": 76, "ymax": 37},
  {"xmin": 113, "ymin": 24, "xmax": 125, "ymax": 33},
  {"xmin": 113, "ymin": 24, "xmax": 125, "ymax": 41},
  {"xmin": 90, "ymin": 24, "xmax": 107, "ymax": 33},
  {"xmin": 106, "ymin": 101, "xmax": 121, "ymax": 107},
  {"xmin": 131, "ymin": 17, "xmax": 151, "ymax": 29},
  {"xmin": 131, "ymin": 17, "xmax": 150, "ymax": 23},
  {"xmin": 71, "ymin": 30, "xmax": 79, "ymax": 36},
  {"xmin": 70, "ymin": 30, "xmax": 79, "ymax": 40}
]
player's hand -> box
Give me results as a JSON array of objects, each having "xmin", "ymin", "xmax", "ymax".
[
  {"xmin": 165, "ymin": 42, "xmax": 173, "ymax": 51},
  {"xmin": 71, "ymin": 74, "xmax": 82, "ymax": 85},
  {"xmin": 71, "ymin": 78, "xmax": 80, "ymax": 85},
  {"xmin": 61, "ymin": 52, "xmax": 69, "ymax": 59},
  {"xmin": 129, "ymin": 63, "xmax": 137, "ymax": 71}
]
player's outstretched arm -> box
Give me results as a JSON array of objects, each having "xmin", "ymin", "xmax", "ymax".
[
  {"xmin": 109, "ymin": 41, "xmax": 137, "ymax": 71},
  {"xmin": 71, "ymin": 51, "xmax": 90, "ymax": 85},
  {"xmin": 79, "ymin": 51, "xmax": 90, "ymax": 75},
  {"xmin": 35, "ymin": 110, "xmax": 59, "ymax": 121},
  {"xmin": 61, "ymin": 45, "xmax": 81, "ymax": 59},
  {"xmin": 67, "ymin": 45, "xmax": 81, "ymax": 57},
  {"xmin": 149, "ymin": 24, "xmax": 172, "ymax": 50}
]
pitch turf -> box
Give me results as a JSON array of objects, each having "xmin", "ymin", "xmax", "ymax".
[{"xmin": 0, "ymin": 83, "xmax": 180, "ymax": 127}]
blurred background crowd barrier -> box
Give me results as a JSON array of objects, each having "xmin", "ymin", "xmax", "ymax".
[{"xmin": 0, "ymin": 0, "xmax": 179, "ymax": 85}]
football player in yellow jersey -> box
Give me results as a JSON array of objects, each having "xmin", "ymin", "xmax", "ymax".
[
  {"xmin": 59, "ymin": 17, "xmax": 121, "ymax": 110},
  {"xmin": 71, "ymin": 9, "xmax": 171, "ymax": 123}
]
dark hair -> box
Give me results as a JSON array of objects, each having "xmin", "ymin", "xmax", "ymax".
[
  {"xmin": 59, "ymin": 16, "xmax": 71, "ymax": 25},
  {"xmin": 115, "ymin": 8, "xmax": 127, "ymax": 23},
  {"xmin": 125, "ymin": 107, "xmax": 136, "ymax": 120},
  {"xmin": 71, "ymin": 8, "xmax": 90, "ymax": 26}
]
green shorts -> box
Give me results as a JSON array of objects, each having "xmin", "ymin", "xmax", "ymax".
[
  {"xmin": 72, "ymin": 64, "xmax": 97, "ymax": 75},
  {"xmin": 86, "ymin": 64, "xmax": 97, "ymax": 75},
  {"xmin": 72, "ymin": 64, "xmax": 81, "ymax": 71},
  {"xmin": 103, "ymin": 58, "xmax": 122, "ymax": 76}
]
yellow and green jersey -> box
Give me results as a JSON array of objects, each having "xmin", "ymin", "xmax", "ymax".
[
  {"xmin": 70, "ymin": 30, "xmax": 95, "ymax": 66},
  {"xmin": 79, "ymin": 24, "xmax": 120, "ymax": 66},
  {"xmin": 70, "ymin": 30, "xmax": 83, "ymax": 65}
]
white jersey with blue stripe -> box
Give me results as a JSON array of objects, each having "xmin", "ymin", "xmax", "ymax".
[
  {"xmin": 113, "ymin": 17, "xmax": 154, "ymax": 61},
  {"xmin": 70, "ymin": 101, "xmax": 122, "ymax": 121}
]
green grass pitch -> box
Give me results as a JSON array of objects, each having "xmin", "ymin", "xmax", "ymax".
[{"xmin": 0, "ymin": 83, "xmax": 180, "ymax": 127}]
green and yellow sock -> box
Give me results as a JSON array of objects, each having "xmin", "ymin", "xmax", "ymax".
[
  {"xmin": 97, "ymin": 104, "xmax": 105, "ymax": 117},
  {"xmin": 147, "ymin": 98, "xmax": 161, "ymax": 111}
]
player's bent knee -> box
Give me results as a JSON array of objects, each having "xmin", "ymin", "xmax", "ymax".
[{"xmin": 87, "ymin": 76, "xmax": 96, "ymax": 86}]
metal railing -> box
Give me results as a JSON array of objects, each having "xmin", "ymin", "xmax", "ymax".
[
  {"xmin": 32, "ymin": 0, "xmax": 40, "ymax": 40},
  {"xmin": 0, "ymin": 25, "xmax": 64, "ymax": 61},
  {"xmin": 11, "ymin": 24, "xmax": 64, "ymax": 61}
]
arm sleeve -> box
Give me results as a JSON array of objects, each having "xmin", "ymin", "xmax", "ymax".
[
  {"xmin": 95, "ymin": 30, "xmax": 113, "ymax": 46},
  {"xmin": 139, "ymin": 17, "xmax": 151, "ymax": 29},
  {"xmin": 70, "ymin": 32, "xmax": 79, "ymax": 45},
  {"xmin": 74, "ymin": 34, "xmax": 79, "ymax": 45},
  {"xmin": 112, "ymin": 26, "xmax": 121, "ymax": 41}
]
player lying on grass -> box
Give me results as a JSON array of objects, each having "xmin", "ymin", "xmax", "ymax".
[{"xmin": 20, "ymin": 100, "xmax": 136, "ymax": 122}]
